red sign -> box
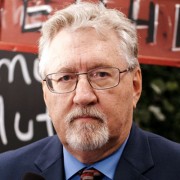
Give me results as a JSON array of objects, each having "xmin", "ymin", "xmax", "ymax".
[{"xmin": 0, "ymin": 0, "xmax": 180, "ymax": 67}]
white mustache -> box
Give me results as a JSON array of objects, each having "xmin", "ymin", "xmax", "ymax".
[{"xmin": 65, "ymin": 107, "xmax": 107, "ymax": 123}]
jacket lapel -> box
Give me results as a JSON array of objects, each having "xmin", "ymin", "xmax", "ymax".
[
  {"xmin": 114, "ymin": 123, "xmax": 154, "ymax": 180},
  {"xmin": 34, "ymin": 135, "xmax": 65, "ymax": 180}
]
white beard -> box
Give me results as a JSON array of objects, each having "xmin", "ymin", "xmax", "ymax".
[{"xmin": 65, "ymin": 107, "xmax": 109, "ymax": 151}]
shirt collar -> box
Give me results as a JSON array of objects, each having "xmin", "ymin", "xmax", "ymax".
[
  {"xmin": 63, "ymin": 137, "xmax": 128, "ymax": 180},
  {"xmin": 63, "ymin": 147, "xmax": 86, "ymax": 180}
]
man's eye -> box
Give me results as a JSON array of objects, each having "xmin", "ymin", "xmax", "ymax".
[
  {"xmin": 96, "ymin": 71, "xmax": 109, "ymax": 77},
  {"xmin": 58, "ymin": 75, "xmax": 74, "ymax": 82},
  {"xmin": 89, "ymin": 71, "xmax": 111, "ymax": 79},
  {"xmin": 62, "ymin": 75, "xmax": 71, "ymax": 81}
]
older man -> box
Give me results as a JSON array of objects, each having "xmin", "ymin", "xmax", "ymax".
[{"xmin": 0, "ymin": 2, "xmax": 180, "ymax": 180}]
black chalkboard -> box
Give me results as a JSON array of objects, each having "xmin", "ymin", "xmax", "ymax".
[{"xmin": 0, "ymin": 50, "xmax": 54, "ymax": 152}]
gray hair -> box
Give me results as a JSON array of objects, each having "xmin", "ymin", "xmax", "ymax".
[{"xmin": 39, "ymin": 2, "xmax": 139, "ymax": 79}]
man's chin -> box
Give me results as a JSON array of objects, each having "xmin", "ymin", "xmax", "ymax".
[{"xmin": 66, "ymin": 128, "xmax": 109, "ymax": 151}]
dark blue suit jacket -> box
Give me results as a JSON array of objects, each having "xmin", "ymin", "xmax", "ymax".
[{"xmin": 0, "ymin": 123, "xmax": 180, "ymax": 180}]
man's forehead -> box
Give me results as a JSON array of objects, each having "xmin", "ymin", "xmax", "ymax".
[
  {"xmin": 45, "ymin": 48, "xmax": 126, "ymax": 74},
  {"xmin": 47, "ymin": 56, "xmax": 120, "ymax": 73},
  {"xmin": 42, "ymin": 28, "xmax": 126, "ymax": 74}
]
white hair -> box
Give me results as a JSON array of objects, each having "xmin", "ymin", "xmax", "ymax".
[{"xmin": 39, "ymin": 2, "xmax": 139, "ymax": 79}]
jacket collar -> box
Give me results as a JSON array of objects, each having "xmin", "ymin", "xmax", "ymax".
[
  {"xmin": 34, "ymin": 135, "xmax": 64, "ymax": 179},
  {"xmin": 114, "ymin": 123, "xmax": 154, "ymax": 180}
]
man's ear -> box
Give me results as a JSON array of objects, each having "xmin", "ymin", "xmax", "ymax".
[{"xmin": 132, "ymin": 67, "xmax": 142, "ymax": 108}]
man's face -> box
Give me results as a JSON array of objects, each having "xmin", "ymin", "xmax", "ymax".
[{"xmin": 42, "ymin": 28, "xmax": 142, "ymax": 152}]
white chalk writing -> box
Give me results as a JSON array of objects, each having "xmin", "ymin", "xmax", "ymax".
[
  {"xmin": 0, "ymin": 96, "xmax": 8, "ymax": 145},
  {"xmin": 0, "ymin": 53, "xmax": 53, "ymax": 146},
  {"xmin": 14, "ymin": 112, "xmax": 34, "ymax": 141},
  {"xmin": 0, "ymin": 54, "xmax": 31, "ymax": 84},
  {"xmin": 36, "ymin": 109, "xmax": 54, "ymax": 137},
  {"xmin": 0, "ymin": 96, "xmax": 54, "ymax": 145}
]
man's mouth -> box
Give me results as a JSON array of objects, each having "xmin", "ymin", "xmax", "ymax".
[{"xmin": 72, "ymin": 115, "xmax": 103, "ymax": 123}]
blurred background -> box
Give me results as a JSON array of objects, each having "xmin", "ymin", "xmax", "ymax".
[
  {"xmin": 134, "ymin": 65, "xmax": 180, "ymax": 142},
  {"xmin": 0, "ymin": 0, "xmax": 180, "ymax": 152}
]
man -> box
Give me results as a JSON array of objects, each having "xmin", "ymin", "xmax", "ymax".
[{"xmin": 0, "ymin": 2, "xmax": 180, "ymax": 180}]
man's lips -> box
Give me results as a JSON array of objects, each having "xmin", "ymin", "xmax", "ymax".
[
  {"xmin": 73, "ymin": 116, "xmax": 95, "ymax": 120},
  {"xmin": 72, "ymin": 115, "xmax": 103, "ymax": 123}
]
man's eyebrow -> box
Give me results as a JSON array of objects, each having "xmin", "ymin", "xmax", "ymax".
[
  {"xmin": 89, "ymin": 63, "xmax": 112, "ymax": 69},
  {"xmin": 85, "ymin": 64, "xmax": 114, "ymax": 72},
  {"xmin": 57, "ymin": 63, "xmax": 113, "ymax": 73},
  {"xmin": 58, "ymin": 67, "xmax": 77, "ymax": 73}
]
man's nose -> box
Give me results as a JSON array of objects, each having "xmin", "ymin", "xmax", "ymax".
[{"xmin": 73, "ymin": 76, "xmax": 98, "ymax": 106}]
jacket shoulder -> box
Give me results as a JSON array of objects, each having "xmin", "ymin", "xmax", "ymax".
[
  {"xmin": 0, "ymin": 136, "xmax": 56, "ymax": 160},
  {"xmin": 0, "ymin": 135, "xmax": 60, "ymax": 179},
  {"xmin": 144, "ymin": 128, "xmax": 180, "ymax": 148},
  {"xmin": 120, "ymin": 124, "xmax": 180, "ymax": 179},
  {"xmin": 145, "ymin": 130, "xmax": 180, "ymax": 158}
]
